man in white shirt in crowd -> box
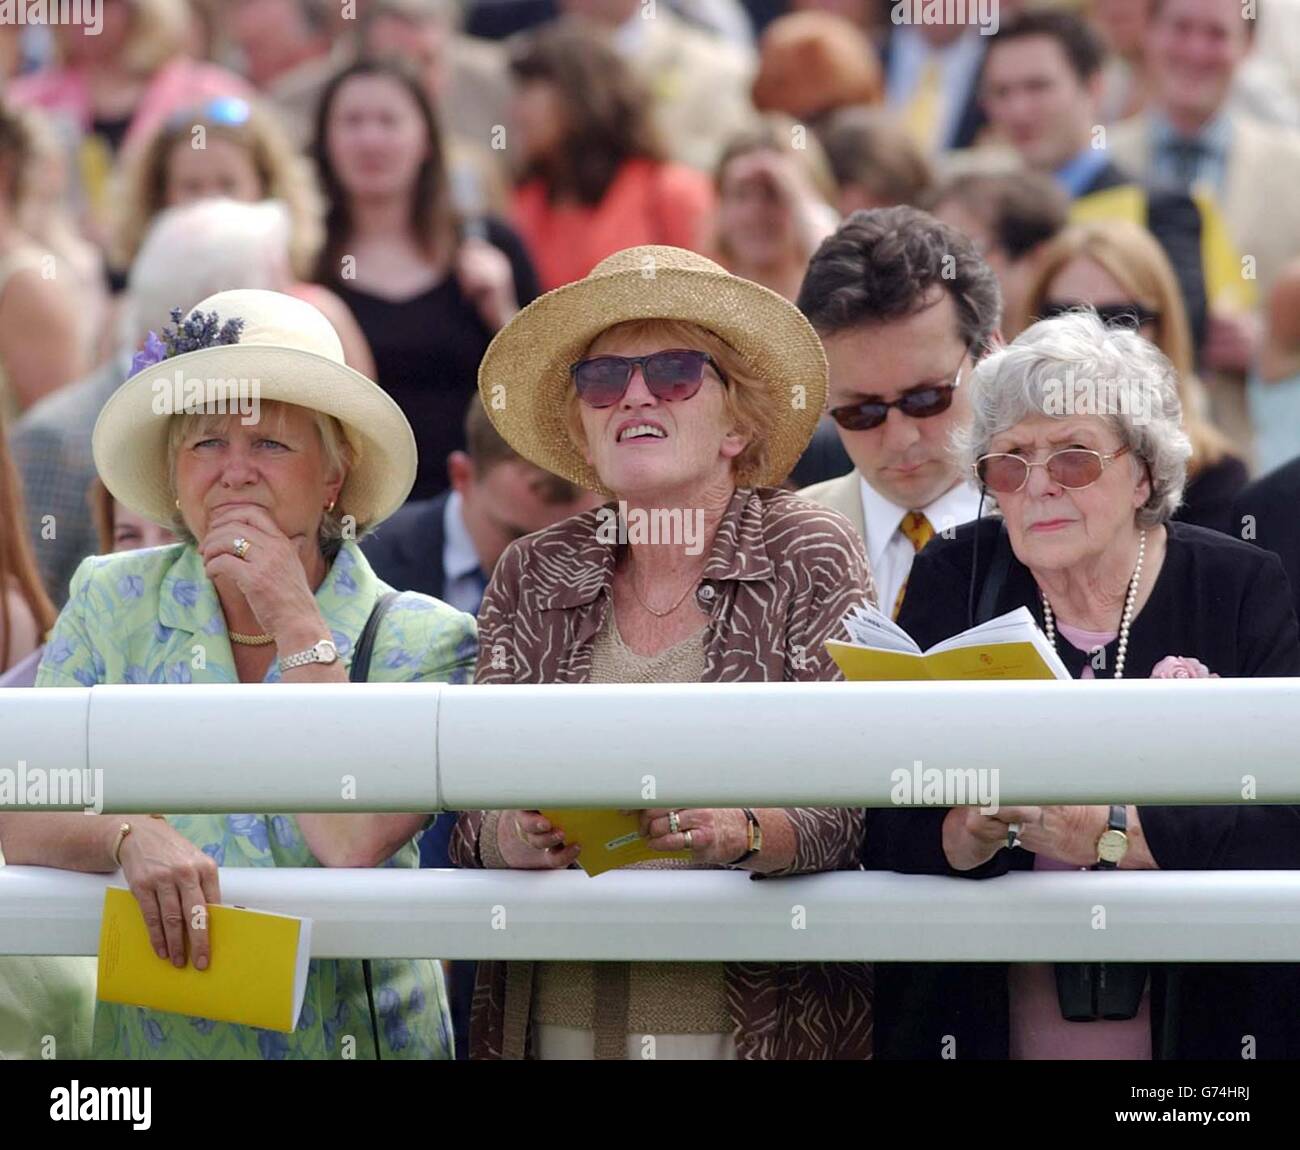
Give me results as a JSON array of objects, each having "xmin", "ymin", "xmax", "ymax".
[{"xmin": 798, "ymin": 206, "xmax": 1003, "ymax": 619}]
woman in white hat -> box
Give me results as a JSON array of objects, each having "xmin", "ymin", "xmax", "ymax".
[
  {"xmin": 449, "ymin": 245, "xmax": 877, "ymax": 1060},
  {"xmin": 0, "ymin": 288, "xmax": 474, "ymax": 1059}
]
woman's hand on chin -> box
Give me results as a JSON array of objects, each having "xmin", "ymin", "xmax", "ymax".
[{"xmin": 200, "ymin": 504, "xmax": 322, "ymax": 636}]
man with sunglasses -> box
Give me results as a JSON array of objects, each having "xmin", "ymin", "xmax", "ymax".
[{"xmin": 798, "ymin": 206, "xmax": 1002, "ymax": 621}]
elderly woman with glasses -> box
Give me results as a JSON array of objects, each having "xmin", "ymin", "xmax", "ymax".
[{"xmin": 863, "ymin": 310, "xmax": 1300, "ymax": 1062}]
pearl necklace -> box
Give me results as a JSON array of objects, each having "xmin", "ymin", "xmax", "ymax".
[{"xmin": 1040, "ymin": 530, "xmax": 1146, "ymax": 680}]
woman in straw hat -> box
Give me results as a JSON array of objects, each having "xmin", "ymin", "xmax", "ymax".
[
  {"xmin": 0, "ymin": 288, "xmax": 475, "ymax": 1059},
  {"xmin": 449, "ymin": 245, "xmax": 877, "ymax": 1060}
]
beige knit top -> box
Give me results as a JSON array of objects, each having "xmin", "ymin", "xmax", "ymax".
[{"xmin": 531, "ymin": 607, "xmax": 732, "ymax": 1053}]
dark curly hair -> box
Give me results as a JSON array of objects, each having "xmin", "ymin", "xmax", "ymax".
[
  {"xmin": 508, "ymin": 20, "xmax": 664, "ymax": 206},
  {"xmin": 796, "ymin": 205, "xmax": 1002, "ymax": 354}
]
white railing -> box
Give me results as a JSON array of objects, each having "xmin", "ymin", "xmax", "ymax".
[
  {"xmin": 3, "ymin": 868, "xmax": 1299, "ymax": 961},
  {"xmin": 3, "ymin": 680, "xmax": 1299, "ymax": 809},
  {"xmin": 2, "ymin": 681, "xmax": 1299, "ymax": 962}
]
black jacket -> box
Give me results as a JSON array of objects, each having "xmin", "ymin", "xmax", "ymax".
[
  {"xmin": 1232, "ymin": 455, "xmax": 1300, "ymax": 626},
  {"xmin": 360, "ymin": 491, "xmax": 450, "ymax": 601},
  {"xmin": 865, "ymin": 518, "xmax": 1300, "ymax": 1059}
]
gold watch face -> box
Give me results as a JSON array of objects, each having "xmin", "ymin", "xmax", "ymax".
[{"xmin": 1098, "ymin": 828, "xmax": 1128, "ymax": 863}]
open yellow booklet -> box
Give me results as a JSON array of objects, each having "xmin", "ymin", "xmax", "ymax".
[
  {"xmin": 827, "ymin": 604, "xmax": 1070, "ymax": 681},
  {"xmin": 97, "ymin": 887, "xmax": 312, "ymax": 1032},
  {"xmin": 539, "ymin": 809, "xmax": 692, "ymax": 877}
]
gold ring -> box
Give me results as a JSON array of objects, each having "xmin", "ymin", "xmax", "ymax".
[
  {"xmin": 668, "ymin": 810, "xmax": 680, "ymax": 835},
  {"xmin": 514, "ymin": 817, "xmax": 528, "ymax": 845},
  {"xmin": 233, "ymin": 536, "xmax": 251, "ymax": 560},
  {"xmin": 684, "ymin": 828, "xmax": 694, "ymax": 851}
]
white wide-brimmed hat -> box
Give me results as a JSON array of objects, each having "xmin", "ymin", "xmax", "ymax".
[{"xmin": 92, "ymin": 289, "xmax": 417, "ymax": 529}]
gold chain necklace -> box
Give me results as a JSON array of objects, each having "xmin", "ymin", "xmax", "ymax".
[
  {"xmin": 627, "ymin": 560, "xmax": 708, "ymax": 618},
  {"xmin": 229, "ymin": 630, "xmax": 276, "ymax": 646}
]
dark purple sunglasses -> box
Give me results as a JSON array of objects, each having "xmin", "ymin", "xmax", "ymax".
[{"xmin": 570, "ymin": 349, "xmax": 725, "ymax": 408}]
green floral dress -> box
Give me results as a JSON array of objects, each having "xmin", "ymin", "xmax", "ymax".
[{"xmin": 35, "ymin": 540, "xmax": 477, "ymax": 1059}]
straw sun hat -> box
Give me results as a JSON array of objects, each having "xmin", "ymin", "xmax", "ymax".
[
  {"xmin": 477, "ymin": 246, "xmax": 828, "ymax": 494},
  {"xmin": 92, "ymin": 289, "xmax": 417, "ymax": 529}
]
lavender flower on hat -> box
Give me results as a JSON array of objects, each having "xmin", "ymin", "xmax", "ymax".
[
  {"xmin": 128, "ymin": 331, "xmax": 168, "ymax": 377},
  {"xmin": 130, "ymin": 307, "xmax": 246, "ymax": 376}
]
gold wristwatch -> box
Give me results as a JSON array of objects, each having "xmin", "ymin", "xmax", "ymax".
[{"xmin": 1094, "ymin": 804, "xmax": 1129, "ymax": 869}]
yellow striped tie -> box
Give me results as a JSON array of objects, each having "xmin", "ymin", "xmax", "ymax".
[
  {"xmin": 902, "ymin": 57, "xmax": 943, "ymax": 151},
  {"xmin": 892, "ymin": 511, "xmax": 935, "ymax": 620}
]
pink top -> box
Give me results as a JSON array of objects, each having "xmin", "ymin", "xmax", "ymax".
[
  {"xmin": 1055, "ymin": 620, "xmax": 1117, "ymax": 680},
  {"xmin": 7, "ymin": 57, "xmax": 252, "ymax": 154},
  {"xmin": 1007, "ymin": 621, "xmax": 1152, "ymax": 1059}
]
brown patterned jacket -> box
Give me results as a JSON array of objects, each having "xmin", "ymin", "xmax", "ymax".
[{"xmin": 450, "ymin": 485, "xmax": 878, "ymax": 1059}]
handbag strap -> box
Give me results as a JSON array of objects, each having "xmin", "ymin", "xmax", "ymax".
[
  {"xmin": 975, "ymin": 521, "xmax": 1012, "ymax": 626},
  {"xmin": 351, "ymin": 589, "xmax": 399, "ymax": 1060},
  {"xmin": 350, "ymin": 591, "xmax": 400, "ymax": 683}
]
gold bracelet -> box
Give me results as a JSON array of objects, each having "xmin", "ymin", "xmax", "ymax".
[{"xmin": 111, "ymin": 822, "xmax": 132, "ymax": 867}]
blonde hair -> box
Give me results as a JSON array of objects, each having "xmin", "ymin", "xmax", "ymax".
[
  {"xmin": 1021, "ymin": 220, "xmax": 1234, "ymax": 473},
  {"xmin": 122, "ymin": 0, "xmax": 193, "ymax": 76},
  {"xmin": 564, "ymin": 319, "xmax": 777, "ymax": 489},
  {"xmin": 112, "ymin": 99, "xmax": 324, "ymax": 278},
  {"xmin": 164, "ymin": 401, "xmax": 357, "ymax": 547}
]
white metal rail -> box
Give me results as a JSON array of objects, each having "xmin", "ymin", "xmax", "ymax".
[
  {"xmin": 3, "ymin": 679, "xmax": 1299, "ymax": 810},
  {"xmin": 3, "ymin": 867, "xmax": 1299, "ymax": 961},
  {"xmin": 3, "ymin": 681, "xmax": 1298, "ymax": 963}
]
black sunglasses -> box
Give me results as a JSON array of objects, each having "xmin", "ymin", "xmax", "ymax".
[
  {"xmin": 569, "ymin": 349, "xmax": 724, "ymax": 408},
  {"xmin": 829, "ymin": 352, "xmax": 968, "ymax": 432},
  {"xmin": 1039, "ymin": 301, "xmax": 1161, "ymax": 330}
]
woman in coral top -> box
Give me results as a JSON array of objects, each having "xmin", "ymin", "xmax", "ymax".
[{"xmin": 507, "ymin": 22, "xmax": 716, "ymax": 292}]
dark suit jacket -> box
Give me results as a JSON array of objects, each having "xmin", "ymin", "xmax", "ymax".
[
  {"xmin": 1232, "ymin": 455, "xmax": 1300, "ymax": 625},
  {"xmin": 1078, "ymin": 158, "xmax": 1131, "ymax": 196},
  {"xmin": 866, "ymin": 518, "xmax": 1300, "ymax": 1060},
  {"xmin": 360, "ymin": 492, "xmax": 450, "ymax": 603}
]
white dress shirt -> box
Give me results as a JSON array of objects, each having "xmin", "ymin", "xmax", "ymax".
[{"xmin": 858, "ymin": 476, "xmax": 985, "ymax": 616}]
